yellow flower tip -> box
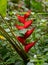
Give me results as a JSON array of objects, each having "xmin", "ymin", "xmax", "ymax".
[
  {"xmin": 0, "ymin": 35, "xmax": 5, "ymax": 40},
  {"xmin": 26, "ymin": 12, "xmax": 29, "ymax": 15}
]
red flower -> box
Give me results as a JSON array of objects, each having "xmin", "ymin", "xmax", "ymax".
[
  {"xmin": 15, "ymin": 24, "xmax": 24, "ymax": 30},
  {"xmin": 16, "ymin": 10, "xmax": 31, "ymax": 24},
  {"xmin": 24, "ymin": 20, "xmax": 33, "ymax": 28},
  {"xmin": 16, "ymin": 28, "xmax": 35, "ymax": 45},
  {"xmin": 17, "ymin": 15, "xmax": 26, "ymax": 24},
  {"xmin": 24, "ymin": 10, "xmax": 31, "ymax": 19},
  {"xmin": 15, "ymin": 10, "xmax": 38, "ymax": 53},
  {"xmin": 17, "ymin": 36, "xmax": 26, "ymax": 45},
  {"xmin": 24, "ymin": 41, "xmax": 36, "ymax": 53},
  {"xmin": 17, "ymin": 36, "xmax": 37, "ymax": 53},
  {"xmin": 15, "ymin": 20, "xmax": 33, "ymax": 30},
  {"xmin": 24, "ymin": 27, "xmax": 35, "ymax": 39}
]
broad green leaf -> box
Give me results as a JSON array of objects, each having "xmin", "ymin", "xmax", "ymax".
[{"xmin": 0, "ymin": 0, "xmax": 7, "ymax": 17}]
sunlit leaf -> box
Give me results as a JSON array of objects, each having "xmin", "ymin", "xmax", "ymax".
[{"xmin": 0, "ymin": 0, "xmax": 7, "ymax": 17}]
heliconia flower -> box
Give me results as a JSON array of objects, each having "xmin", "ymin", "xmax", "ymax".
[
  {"xmin": 16, "ymin": 28, "xmax": 35, "ymax": 45},
  {"xmin": 15, "ymin": 10, "xmax": 38, "ymax": 53},
  {"xmin": 17, "ymin": 36, "xmax": 26, "ymax": 45},
  {"xmin": 24, "ymin": 20, "xmax": 33, "ymax": 28},
  {"xmin": 24, "ymin": 41, "xmax": 36, "ymax": 53},
  {"xmin": 15, "ymin": 24, "xmax": 24, "ymax": 30},
  {"xmin": 24, "ymin": 27, "xmax": 35, "ymax": 39},
  {"xmin": 16, "ymin": 10, "xmax": 31, "ymax": 24},
  {"xmin": 17, "ymin": 15, "xmax": 26, "ymax": 24},
  {"xmin": 24, "ymin": 10, "xmax": 31, "ymax": 19},
  {"xmin": 15, "ymin": 20, "xmax": 33, "ymax": 30}
]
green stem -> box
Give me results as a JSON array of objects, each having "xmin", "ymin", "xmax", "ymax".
[
  {"xmin": 0, "ymin": 26, "xmax": 29, "ymax": 63},
  {"xmin": 0, "ymin": 14, "xmax": 22, "ymax": 48}
]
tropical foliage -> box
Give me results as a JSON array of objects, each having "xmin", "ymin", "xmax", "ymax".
[{"xmin": 0, "ymin": 0, "xmax": 48, "ymax": 65}]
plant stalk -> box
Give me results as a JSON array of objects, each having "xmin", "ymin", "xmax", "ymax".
[{"xmin": 0, "ymin": 26, "xmax": 29, "ymax": 64}]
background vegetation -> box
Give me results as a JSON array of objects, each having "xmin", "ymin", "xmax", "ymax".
[{"xmin": 0, "ymin": 0, "xmax": 48, "ymax": 65}]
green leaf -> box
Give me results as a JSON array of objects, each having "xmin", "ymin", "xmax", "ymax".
[
  {"xmin": 43, "ymin": 63, "xmax": 48, "ymax": 65},
  {"xmin": 15, "ymin": 60, "xmax": 24, "ymax": 65},
  {"xmin": 15, "ymin": 29, "xmax": 27, "ymax": 37},
  {"xmin": 27, "ymin": 62, "xmax": 34, "ymax": 65},
  {"xmin": 31, "ymin": 0, "xmax": 43, "ymax": 12},
  {"xmin": 0, "ymin": 0, "xmax": 7, "ymax": 17},
  {"xmin": 24, "ymin": 0, "xmax": 30, "ymax": 9}
]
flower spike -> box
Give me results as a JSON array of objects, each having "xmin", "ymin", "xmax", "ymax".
[{"xmin": 15, "ymin": 10, "xmax": 37, "ymax": 53}]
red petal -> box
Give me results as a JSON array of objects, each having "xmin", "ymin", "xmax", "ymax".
[
  {"xmin": 24, "ymin": 27, "xmax": 35, "ymax": 39},
  {"xmin": 15, "ymin": 24, "xmax": 24, "ymax": 30},
  {"xmin": 24, "ymin": 20, "xmax": 33, "ymax": 28},
  {"xmin": 24, "ymin": 10, "xmax": 31, "ymax": 19},
  {"xmin": 24, "ymin": 41, "xmax": 36, "ymax": 53},
  {"xmin": 17, "ymin": 36, "xmax": 26, "ymax": 45},
  {"xmin": 17, "ymin": 15, "xmax": 26, "ymax": 24}
]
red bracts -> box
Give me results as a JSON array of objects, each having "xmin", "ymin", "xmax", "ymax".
[
  {"xmin": 17, "ymin": 10, "xmax": 31, "ymax": 24},
  {"xmin": 16, "ymin": 27, "xmax": 35, "ymax": 44},
  {"xmin": 24, "ymin": 27, "xmax": 35, "ymax": 39},
  {"xmin": 17, "ymin": 15, "xmax": 25, "ymax": 24},
  {"xmin": 24, "ymin": 20, "xmax": 33, "ymax": 28},
  {"xmin": 15, "ymin": 20, "xmax": 33, "ymax": 30},
  {"xmin": 24, "ymin": 41, "xmax": 36, "ymax": 53},
  {"xmin": 15, "ymin": 24, "xmax": 24, "ymax": 30},
  {"xmin": 24, "ymin": 10, "xmax": 31, "ymax": 19},
  {"xmin": 17, "ymin": 36, "xmax": 25, "ymax": 45},
  {"xmin": 15, "ymin": 10, "xmax": 37, "ymax": 53}
]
